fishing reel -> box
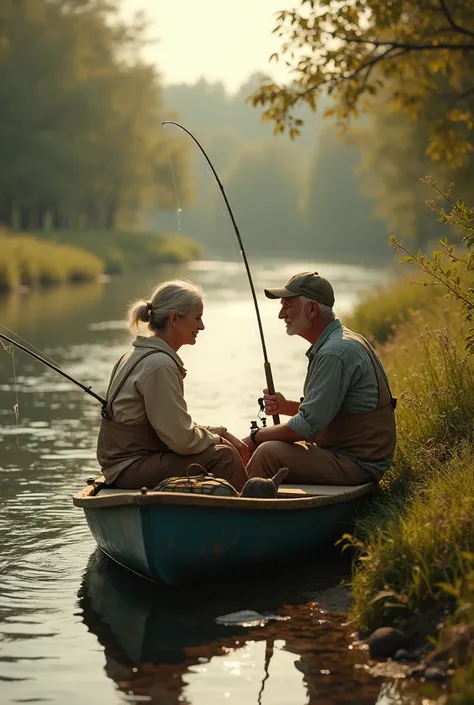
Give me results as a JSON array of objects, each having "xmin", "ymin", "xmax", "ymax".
[{"xmin": 249, "ymin": 397, "xmax": 267, "ymax": 434}]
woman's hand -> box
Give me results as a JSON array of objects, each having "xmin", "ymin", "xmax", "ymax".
[
  {"xmin": 221, "ymin": 430, "xmax": 251, "ymax": 464},
  {"xmin": 241, "ymin": 435, "xmax": 257, "ymax": 463}
]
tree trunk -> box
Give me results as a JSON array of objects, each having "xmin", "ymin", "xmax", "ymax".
[
  {"xmin": 1, "ymin": 197, "xmax": 12, "ymax": 227},
  {"xmin": 105, "ymin": 180, "xmax": 121, "ymax": 230},
  {"xmin": 19, "ymin": 207, "xmax": 30, "ymax": 231}
]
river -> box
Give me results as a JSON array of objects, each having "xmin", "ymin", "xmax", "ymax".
[{"xmin": 0, "ymin": 259, "xmax": 433, "ymax": 705}]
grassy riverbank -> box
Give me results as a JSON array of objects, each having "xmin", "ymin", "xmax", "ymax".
[
  {"xmin": 0, "ymin": 234, "xmax": 103, "ymax": 291},
  {"xmin": 34, "ymin": 229, "xmax": 202, "ymax": 274},
  {"xmin": 0, "ymin": 229, "xmax": 202, "ymax": 293},
  {"xmin": 345, "ymin": 280, "xmax": 474, "ymax": 697}
]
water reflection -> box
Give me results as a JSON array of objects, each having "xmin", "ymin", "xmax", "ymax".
[
  {"xmin": 78, "ymin": 550, "xmax": 428, "ymax": 705},
  {"xmin": 1, "ymin": 259, "xmax": 420, "ymax": 705}
]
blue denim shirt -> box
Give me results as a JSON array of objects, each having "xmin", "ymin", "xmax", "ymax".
[{"xmin": 287, "ymin": 319, "xmax": 393, "ymax": 480}]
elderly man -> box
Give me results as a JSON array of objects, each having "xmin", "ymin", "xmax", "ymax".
[{"xmin": 244, "ymin": 271, "xmax": 396, "ymax": 485}]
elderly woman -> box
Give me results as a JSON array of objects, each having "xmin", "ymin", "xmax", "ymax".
[{"xmin": 97, "ymin": 279, "xmax": 248, "ymax": 491}]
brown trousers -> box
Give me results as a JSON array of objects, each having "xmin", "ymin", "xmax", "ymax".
[
  {"xmin": 246, "ymin": 440, "xmax": 374, "ymax": 485},
  {"xmin": 112, "ymin": 440, "xmax": 248, "ymax": 492}
]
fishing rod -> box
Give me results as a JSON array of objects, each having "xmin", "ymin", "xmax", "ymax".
[
  {"xmin": 0, "ymin": 332, "xmax": 107, "ymax": 407},
  {"xmin": 163, "ymin": 120, "xmax": 280, "ymax": 425}
]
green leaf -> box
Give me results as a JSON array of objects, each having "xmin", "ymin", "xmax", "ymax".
[{"xmin": 369, "ymin": 589, "xmax": 397, "ymax": 604}]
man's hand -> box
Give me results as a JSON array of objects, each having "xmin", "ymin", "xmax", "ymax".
[
  {"xmin": 242, "ymin": 423, "xmax": 305, "ymax": 461},
  {"xmin": 263, "ymin": 388, "xmax": 290, "ymax": 416},
  {"xmin": 221, "ymin": 430, "xmax": 251, "ymax": 464},
  {"xmin": 263, "ymin": 389, "xmax": 301, "ymax": 417}
]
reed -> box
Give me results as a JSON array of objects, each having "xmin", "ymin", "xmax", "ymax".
[
  {"xmin": 0, "ymin": 234, "xmax": 103, "ymax": 292},
  {"xmin": 346, "ymin": 275, "xmax": 454, "ymax": 343},
  {"xmin": 348, "ymin": 289, "xmax": 474, "ymax": 698},
  {"xmin": 34, "ymin": 229, "xmax": 202, "ymax": 273}
]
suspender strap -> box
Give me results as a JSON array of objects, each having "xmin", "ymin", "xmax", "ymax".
[
  {"xmin": 103, "ymin": 349, "xmax": 178, "ymax": 418},
  {"xmin": 345, "ymin": 331, "xmax": 397, "ymax": 409},
  {"xmin": 105, "ymin": 353, "xmax": 128, "ymax": 398}
]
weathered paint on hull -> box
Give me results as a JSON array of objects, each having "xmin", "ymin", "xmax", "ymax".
[{"xmin": 83, "ymin": 499, "xmax": 359, "ymax": 585}]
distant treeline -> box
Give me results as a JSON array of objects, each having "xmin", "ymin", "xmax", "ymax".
[
  {"xmin": 152, "ymin": 74, "xmax": 473, "ymax": 263},
  {"xmin": 2, "ymin": 2, "xmax": 471, "ymax": 266},
  {"xmin": 0, "ymin": 1, "xmax": 191, "ymax": 233},
  {"xmin": 151, "ymin": 77, "xmax": 392, "ymax": 263}
]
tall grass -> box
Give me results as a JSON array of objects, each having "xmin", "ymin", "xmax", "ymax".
[
  {"xmin": 449, "ymin": 661, "xmax": 474, "ymax": 705},
  {"xmin": 352, "ymin": 449, "xmax": 474, "ymax": 633},
  {"xmin": 0, "ymin": 234, "xmax": 103, "ymax": 292},
  {"xmin": 35, "ymin": 229, "xmax": 202, "ymax": 273},
  {"xmin": 349, "ymin": 182, "xmax": 474, "ymax": 701},
  {"xmin": 445, "ymin": 598, "xmax": 474, "ymax": 705},
  {"xmin": 347, "ymin": 280, "xmax": 474, "ymax": 698},
  {"xmin": 381, "ymin": 302, "xmax": 474, "ymax": 489},
  {"xmin": 0, "ymin": 229, "xmax": 201, "ymax": 293},
  {"xmin": 346, "ymin": 276, "xmax": 453, "ymax": 343},
  {"xmin": 348, "ymin": 292, "xmax": 474, "ymax": 648}
]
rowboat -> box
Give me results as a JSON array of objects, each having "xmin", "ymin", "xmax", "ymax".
[{"xmin": 73, "ymin": 480, "xmax": 375, "ymax": 586}]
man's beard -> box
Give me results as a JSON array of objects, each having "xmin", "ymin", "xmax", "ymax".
[{"xmin": 285, "ymin": 311, "xmax": 311, "ymax": 337}]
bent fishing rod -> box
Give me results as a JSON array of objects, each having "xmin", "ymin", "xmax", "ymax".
[
  {"xmin": 163, "ymin": 120, "xmax": 280, "ymax": 425},
  {"xmin": 0, "ymin": 332, "xmax": 106, "ymax": 407}
]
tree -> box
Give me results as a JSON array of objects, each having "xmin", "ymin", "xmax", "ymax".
[
  {"xmin": 250, "ymin": 0, "xmax": 474, "ymax": 165},
  {"xmin": 354, "ymin": 93, "xmax": 444, "ymax": 249},
  {"xmin": 0, "ymin": 0, "xmax": 191, "ymax": 231},
  {"xmin": 157, "ymin": 78, "xmax": 319, "ymax": 252},
  {"xmin": 304, "ymin": 123, "xmax": 389, "ymax": 260},
  {"xmin": 221, "ymin": 141, "xmax": 303, "ymax": 255},
  {"xmin": 391, "ymin": 178, "xmax": 474, "ymax": 352}
]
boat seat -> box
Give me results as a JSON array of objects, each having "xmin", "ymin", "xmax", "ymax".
[
  {"xmin": 94, "ymin": 482, "xmax": 374, "ymax": 498},
  {"xmin": 277, "ymin": 483, "xmax": 374, "ymax": 497}
]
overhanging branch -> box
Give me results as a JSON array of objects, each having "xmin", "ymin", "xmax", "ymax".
[
  {"xmin": 438, "ymin": 0, "xmax": 474, "ymax": 39},
  {"xmin": 325, "ymin": 30, "xmax": 474, "ymax": 51},
  {"xmin": 294, "ymin": 46, "xmax": 408, "ymax": 104}
]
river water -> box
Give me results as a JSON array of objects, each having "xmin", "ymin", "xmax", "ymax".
[{"xmin": 0, "ymin": 259, "xmax": 433, "ymax": 705}]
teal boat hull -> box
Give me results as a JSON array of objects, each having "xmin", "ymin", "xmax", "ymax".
[{"xmin": 75, "ymin": 485, "xmax": 373, "ymax": 585}]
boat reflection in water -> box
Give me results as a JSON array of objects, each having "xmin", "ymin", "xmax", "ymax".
[{"xmin": 78, "ymin": 550, "xmax": 425, "ymax": 705}]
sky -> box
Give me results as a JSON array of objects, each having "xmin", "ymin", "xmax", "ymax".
[{"xmin": 121, "ymin": 0, "xmax": 295, "ymax": 93}]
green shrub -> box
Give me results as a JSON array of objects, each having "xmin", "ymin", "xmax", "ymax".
[
  {"xmin": 35, "ymin": 229, "xmax": 202, "ymax": 272},
  {"xmin": 159, "ymin": 233, "xmax": 202, "ymax": 263},
  {"xmin": 350, "ymin": 297, "xmax": 474, "ymax": 633},
  {"xmin": 345, "ymin": 275, "xmax": 446, "ymax": 343},
  {"xmin": 351, "ymin": 447, "xmax": 474, "ymax": 634},
  {"xmin": 348, "ymin": 181, "xmax": 474, "ymax": 696},
  {"xmin": 447, "ymin": 637, "xmax": 474, "ymax": 704},
  {"xmin": 0, "ymin": 234, "xmax": 103, "ymax": 291}
]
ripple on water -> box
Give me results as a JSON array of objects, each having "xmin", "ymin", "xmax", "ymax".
[{"xmin": 0, "ymin": 261, "xmax": 429, "ymax": 705}]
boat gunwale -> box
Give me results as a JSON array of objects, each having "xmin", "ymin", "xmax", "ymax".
[{"xmin": 72, "ymin": 482, "xmax": 375, "ymax": 511}]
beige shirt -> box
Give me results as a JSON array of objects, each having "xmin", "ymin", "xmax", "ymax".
[{"xmin": 104, "ymin": 336, "xmax": 225, "ymax": 477}]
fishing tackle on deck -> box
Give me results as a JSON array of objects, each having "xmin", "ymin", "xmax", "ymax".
[{"xmin": 162, "ymin": 120, "xmax": 280, "ymax": 426}]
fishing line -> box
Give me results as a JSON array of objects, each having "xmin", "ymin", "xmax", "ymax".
[
  {"xmin": 0, "ymin": 332, "xmax": 106, "ymax": 407},
  {"xmin": 202, "ymin": 161, "xmax": 241, "ymax": 259},
  {"xmin": 0, "ymin": 323, "xmax": 60, "ymax": 368},
  {"xmin": 162, "ymin": 120, "xmax": 280, "ymax": 424},
  {"xmin": 165, "ymin": 126, "xmax": 239, "ymax": 258},
  {"xmin": 163, "ymin": 124, "xmax": 182, "ymax": 231},
  {"xmin": 0, "ymin": 337, "xmax": 21, "ymax": 436}
]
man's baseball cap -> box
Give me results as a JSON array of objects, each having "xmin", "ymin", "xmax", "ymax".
[{"xmin": 264, "ymin": 271, "xmax": 335, "ymax": 307}]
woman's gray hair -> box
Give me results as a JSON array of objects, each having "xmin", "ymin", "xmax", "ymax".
[
  {"xmin": 128, "ymin": 279, "xmax": 204, "ymax": 334},
  {"xmin": 299, "ymin": 295, "xmax": 335, "ymax": 320}
]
